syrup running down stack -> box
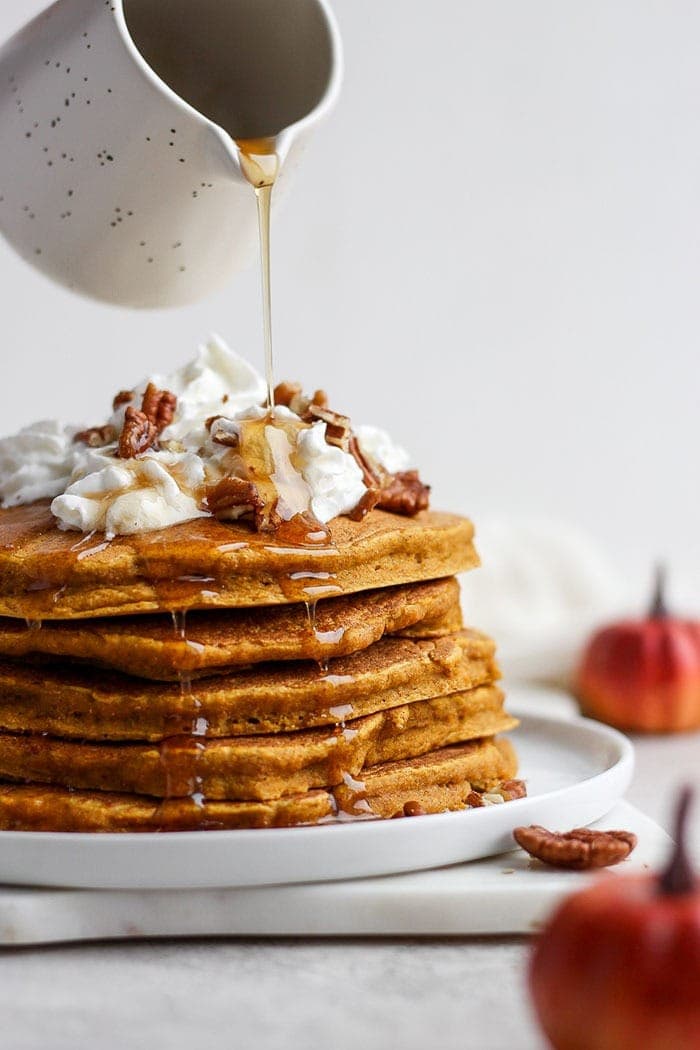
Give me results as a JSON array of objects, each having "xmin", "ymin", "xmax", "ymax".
[{"xmin": 0, "ymin": 340, "xmax": 524, "ymax": 831}]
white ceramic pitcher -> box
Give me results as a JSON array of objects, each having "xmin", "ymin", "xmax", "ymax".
[{"xmin": 0, "ymin": 0, "xmax": 342, "ymax": 307}]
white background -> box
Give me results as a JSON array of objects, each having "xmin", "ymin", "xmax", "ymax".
[{"xmin": 1, "ymin": 1, "xmax": 698, "ymax": 602}]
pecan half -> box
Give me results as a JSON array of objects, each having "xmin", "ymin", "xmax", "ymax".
[
  {"xmin": 118, "ymin": 407, "xmax": 158, "ymax": 459},
  {"xmin": 141, "ymin": 382, "xmax": 177, "ymax": 432},
  {"xmin": 73, "ymin": 424, "xmax": 118, "ymax": 448},
  {"xmin": 513, "ymin": 825, "xmax": 637, "ymax": 870},
  {"xmin": 377, "ymin": 471, "xmax": 430, "ymax": 516},
  {"xmin": 116, "ymin": 383, "xmax": 178, "ymax": 459}
]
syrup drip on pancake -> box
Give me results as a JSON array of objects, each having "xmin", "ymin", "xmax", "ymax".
[
  {"xmin": 155, "ymin": 609, "xmax": 214, "ymax": 830},
  {"xmin": 322, "ymin": 699, "xmax": 374, "ymax": 816}
]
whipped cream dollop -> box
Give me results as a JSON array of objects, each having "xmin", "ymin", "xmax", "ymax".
[{"xmin": 0, "ymin": 336, "xmax": 413, "ymax": 537}]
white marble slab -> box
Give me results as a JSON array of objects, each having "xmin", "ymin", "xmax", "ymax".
[{"xmin": 0, "ymin": 801, "xmax": 669, "ymax": 946}]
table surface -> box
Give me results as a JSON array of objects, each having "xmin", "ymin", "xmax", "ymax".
[{"xmin": 0, "ymin": 721, "xmax": 697, "ymax": 1050}]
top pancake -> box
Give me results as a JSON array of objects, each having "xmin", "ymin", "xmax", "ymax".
[{"xmin": 0, "ymin": 503, "xmax": 477, "ymax": 619}]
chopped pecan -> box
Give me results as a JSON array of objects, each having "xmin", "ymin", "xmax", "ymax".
[
  {"xmin": 273, "ymin": 381, "xmax": 303, "ymax": 408},
  {"xmin": 307, "ymin": 405, "xmax": 352, "ymax": 452},
  {"xmin": 347, "ymin": 438, "xmax": 383, "ymax": 521},
  {"xmin": 141, "ymin": 382, "xmax": 177, "ymax": 432},
  {"xmin": 348, "ymin": 487, "xmax": 381, "ymax": 522},
  {"xmin": 392, "ymin": 800, "xmax": 427, "ymax": 818},
  {"xmin": 500, "ymin": 779, "xmax": 528, "ymax": 801},
  {"xmin": 118, "ymin": 407, "xmax": 158, "ymax": 459},
  {"xmin": 466, "ymin": 791, "xmax": 484, "ymax": 808},
  {"xmin": 402, "ymin": 801, "xmax": 426, "ymax": 817},
  {"xmin": 513, "ymin": 825, "xmax": 637, "ymax": 870},
  {"xmin": 310, "ymin": 389, "xmax": 329, "ymax": 412},
  {"xmin": 377, "ymin": 471, "xmax": 430, "ymax": 516},
  {"xmin": 112, "ymin": 390, "xmax": 134, "ymax": 412},
  {"xmin": 273, "ymin": 382, "xmax": 330, "ymax": 420},
  {"xmin": 207, "ymin": 417, "xmax": 239, "ymax": 448},
  {"xmin": 73, "ymin": 424, "xmax": 118, "ymax": 448},
  {"xmin": 204, "ymin": 477, "xmax": 262, "ymax": 515},
  {"xmin": 348, "ymin": 435, "xmax": 383, "ymax": 489},
  {"xmin": 348, "ymin": 438, "xmax": 429, "ymax": 519}
]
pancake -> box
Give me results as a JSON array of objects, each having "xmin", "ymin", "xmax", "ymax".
[
  {"xmin": 0, "ymin": 737, "xmax": 518, "ymax": 831},
  {"xmin": 0, "ymin": 685, "xmax": 516, "ymax": 800},
  {"xmin": 0, "ymin": 503, "xmax": 477, "ymax": 619},
  {"xmin": 0, "ymin": 630, "xmax": 499, "ymax": 740},
  {"xmin": 0, "ymin": 577, "xmax": 463, "ymax": 680}
]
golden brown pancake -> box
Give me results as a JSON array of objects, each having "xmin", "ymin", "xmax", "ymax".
[
  {"xmin": 0, "ymin": 685, "xmax": 516, "ymax": 800},
  {"xmin": 0, "ymin": 503, "xmax": 477, "ymax": 619},
  {"xmin": 0, "ymin": 737, "xmax": 518, "ymax": 831},
  {"xmin": 0, "ymin": 578, "xmax": 463, "ymax": 680},
  {"xmin": 0, "ymin": 630, "xmax": 499, "ymax": 740}
]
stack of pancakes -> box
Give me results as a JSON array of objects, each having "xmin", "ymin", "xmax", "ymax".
[{"xmin": 0, "ymin": 502, "xmax": 520, "ymax": 831}]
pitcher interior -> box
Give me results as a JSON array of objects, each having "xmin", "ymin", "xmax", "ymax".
[{"xmin": 122, "ymin": 0, "xmax": 334, "ymax": 139}]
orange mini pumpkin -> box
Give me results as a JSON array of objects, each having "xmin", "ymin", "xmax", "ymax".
[
  {"xmin": 576, "ymin": 567, "xmax": 700, "ymax": 732},
  {"xmin": 530, "ymin": 789, "xmax": 700, "ymax": 1050}
]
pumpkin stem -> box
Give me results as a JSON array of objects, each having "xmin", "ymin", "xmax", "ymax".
[
  {"xmin": 649, "ymin": 563, "xmax": 668, "ymax": 619},
  {"xmin": 659, "ymin": 787, "xmax": 696, "ymax": 896}
]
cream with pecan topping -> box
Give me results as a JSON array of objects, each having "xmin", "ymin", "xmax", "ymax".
[{"xmin": 0, "ymin": 336, "xmax": 427, "ymax": 537}]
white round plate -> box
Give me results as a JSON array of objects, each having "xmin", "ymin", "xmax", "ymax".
[{"xmin": 0, "ymin": 700, "xmax": 633, "ymax": 889}]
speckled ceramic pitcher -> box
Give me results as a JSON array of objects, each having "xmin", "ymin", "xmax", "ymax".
[{"xmin": 0, "ymin": 0, "xmax": 342, "ymax": 307}]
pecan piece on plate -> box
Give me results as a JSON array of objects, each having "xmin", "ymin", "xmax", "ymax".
[
  {"xmin": 118, "ymin": 407, "xmax": 158, "ymax": 459},
  {"xmin": 513, "ymin": 825, "xmax": 638, "ymax": 870},
  {"xmin": 499, "ymin": 779, "xmax": 528, "ymax": 801},
  {"xmin": 377, "ymin": 470, "xmax": 431, "ymax": 516},
  {"xmin": 73, "ymin": 424, "xmax": 118, "ymax": 448}
]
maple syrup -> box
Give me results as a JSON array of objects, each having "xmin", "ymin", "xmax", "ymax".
[
  {"xmin": 236, "ymin": 137, "xmax": 279, "ymax": 409},
  {"xmin": 154, "ymin": 611, "xmax": 212, "ymax": 829}
]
